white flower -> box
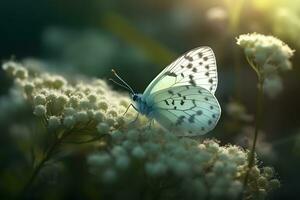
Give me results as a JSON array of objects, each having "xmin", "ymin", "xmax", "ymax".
[
  {"xmin": 131, "ymin": 146, "xmax": 146, "ymax": 159},
  {"xmin": 14, "ymin": 68, "xmax": 28, "ymax": 79},
  {"xmin": 33, "ymin": 105, "xmax": 47, "ymax": 116},
  {"xmin": 145, "ymin": 162, "xmax": 167, "ymax": 177},
  {"xmin": 87, "ymin": 153, "xmax": 111, "ymax": 167},
  {"xmin": 94, "ymin": 111, "xmax": 104, "ymax": 122},
  {"xmin": 2, "ymin": 61, "xmax": 19, "ymax": 76},
  {"xmin": 115, "ymin": 156, "xmax": 130, "ymax": 170},
  {"xmin": 237, "ymin": 33, "xmax": 294, "ymax": 76},
  {"xmin": 74, "ymin": 111, "xmax": 89, "ymax": 123},
  {"xmin": 33, "ymin": 94, "xmax": 47, "ymax": 105},
  {"xmin": 64, "ymin": 107, "xmax": 76, "ymax": 116},
  {"xmin": 96, "ymin": 122, "xmax": 109, "ymax": 134},
  {"xmin": 48, "ymin": 116, "xmax": 61, "ymax": 129},
  {"xmin": 263, "ymin": 75, "xmax": 283, "ymax": 98},
  {"xmin": 63, "ymin": 116, "xmax": 76, "ymax": 128},
  {"xmin": 98, "ymin": 101, "xmax": 108, "ymax": 111}
]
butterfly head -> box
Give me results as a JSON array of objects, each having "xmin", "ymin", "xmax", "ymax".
[
  {"xmin": 132, "ymin": 93, "xmax": 142, "ymax": 102},
  {"xmin": 132, "ymin": 94, "xmax": 138, "ymax": 101}
]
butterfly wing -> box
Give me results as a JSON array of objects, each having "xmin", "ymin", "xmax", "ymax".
[
  {"xmin": 143, "ymin": 46, "xmax": 218, "ymax": 99},
  {"xmin": 148, "ymin": 85, "xmax": 221, "ymax": 136}
]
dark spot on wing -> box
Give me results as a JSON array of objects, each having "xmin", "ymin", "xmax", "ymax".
[
  {"xmin": 168, "ymin": 90, "xmax": 174, "ymax": 95},
  {"xmin": 192, "ymin": 99, "xmax": 196, "ymax": 106},
  {"xmin": 205, "ymin": 65, "xmax": 209, "ymax": 69},
  {"xmin": 184, "ymin": 55, "xmax": 193, "ymax": 61},
  {"xmin": 189, "ymin": 79, "xmax": 196, "ymax": 86},
  {"xmin": 181, "ymin": 73, "xmax": 184, "ymax": 78},
  {"xmin": 177, "ymin": 93, "xmax": 182, "ymax": 97},
  {"xmin": 196, "ymin": 110, "xmax": 203, "ymax": 115},
  {"xmin": 192, "ymin": 68, "xmax": 197, "ymax": 72},
  {"xmin": 203, "ymin": 57, "xmax": 208, "ymax": 61},
  {"xmin": 172, "ymin": 99, "xmax": 175, "ymax": 105},
  {"xmin": 164, "ymin": 100, "xmax": 169, "ymax": 105},
  {"xmin": 165, "ymin": 72, "xmax": 177, "ymax": 77},
  {"xmin": 174, "ymin": 106, "xmax": 177, "ymax": 110},
  {"xmin": 188, "ymin": 114, "xmax": 195, "ymax": 123},
  {"xmin": 208, "ymin": 120, "xmax": 212, "ymax": 125},
  {"xmin": 205, "ymin": 72, "xmax": 209, "ymax": 76},
  {"xmin": 176, "ymin": 115, "xmax": 185, "ymax": 126},
  {"xmin": 198, "ymin": 90, "xmax": 202, "ymax": 94},
  {"xmin": 210, "ymin": 106, "xmax": 213, "ymax": 110},
  {"xmin": 205, "ymin": 97, "xmax": 209, "ymax": 101},
  {"xmin": 209, "ymin": 78, "xmax": 213, "ymax": 83},
  {"xmin": 187, "ymin": 63, "xmax": 193, "ymax": 69},
  {"xmin": 198, "ymin": 52, "xmax": 203, "ymax": 58},
  {"xmin": 180, "ymin": 100, "xmax": 184, "ymax": 105}
]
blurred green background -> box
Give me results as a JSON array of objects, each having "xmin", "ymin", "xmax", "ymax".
[{"xmin": 1, "ymin": 0, "xmax": 300, "ymax": 199}]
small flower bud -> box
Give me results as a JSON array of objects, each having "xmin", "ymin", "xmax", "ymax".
[
  {"xmin": 269, "ymin": 179, "xmax": 280, "ymax": 190},
  {"xmin": 48, "ymin": 116, "xmax": 61, "ymax": 129},
  {"xmin": 33, "ymin": 105, "xmax": 47, "ymax": 116},
  {"xmin": 97, "ymin": 122, "xmax": 109, "ymax": 134},
  {"xmin": 98, "ymin": 101, "xmax": 108, "ymax": 111},
  {"xmin": 24, "ymin": 83, "xmax": 34, "ymax": 95},
  {"xmin": 131, "ymin": 146, "xmax": 145, "ymax": 159},
  {"xmin": 88, "ymin": 93, "xmax": 97, "ymax": 103},
  {"xmin": 75, "ymin": 111, "xmax": 89, "ymax": 123},
  {"xmin": 33, "ymin": 94, "xmax": 46, "ymax": 105},
  {"xmin": 15, "ymin": 68, "xmax": 28, "ymax": 79},
  {"xmin": 63, "ymin": 116, "xmax": 76, "ymax": 128}
]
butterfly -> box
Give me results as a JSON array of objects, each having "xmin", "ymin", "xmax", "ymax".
[{"xmin": 111, "ymin": 47, "xmax": 221, "ymax": 136}]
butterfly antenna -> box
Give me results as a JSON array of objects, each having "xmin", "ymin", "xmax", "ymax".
[
  {"xmin": 111, "ymin": 69, "xmax": 135, "ymax": 94},
  {"xmin": 109, "ymin": 78, "xmax": 133, "ymax": 93}
]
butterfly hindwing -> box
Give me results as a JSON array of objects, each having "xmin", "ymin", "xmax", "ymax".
[
  {"xmin": 148, "ymin": 85, "xmax": 221, "ymax": 136},
  {"xmin": 143, "ymin": 46, "xmax": 218, "ymax": 98}
]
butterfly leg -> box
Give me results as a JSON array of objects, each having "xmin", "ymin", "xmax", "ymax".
[
  {"xmin": 123, "ymin": 103, "xmax": 134, "ymax": 116},
  {"xmin": 129, "ymin": 113, "xmax": 139, "ymax": 125},
  {"xmin": 123, "ymin": 103, "xmax": 138, "ymax": 116}
]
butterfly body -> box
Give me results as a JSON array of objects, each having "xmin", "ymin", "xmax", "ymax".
[{"xmin": 132, "ymin": 93, "xmax": 154, "ymax": 118}]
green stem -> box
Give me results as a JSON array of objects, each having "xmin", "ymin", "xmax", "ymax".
[
  {"xmin": 243, "ymin": 74, "xmax": 264, "ymax": 190},
  {"xmin": 20, "ymin": 130, "xmax": 70, "ymax": 198}
]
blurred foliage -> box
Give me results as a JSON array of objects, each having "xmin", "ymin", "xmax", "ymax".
[{"xmin": 1, "ymin": 0, "xmax": 300, "ymax": 199}]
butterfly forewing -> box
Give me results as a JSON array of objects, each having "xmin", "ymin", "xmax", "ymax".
[
  {"xmin": 143, "ymin": 46, "xmax": 218, "ymax": 98},
  {"xmin": 149, "ymin": 85, "xmax": 221, "ymax": 136}
]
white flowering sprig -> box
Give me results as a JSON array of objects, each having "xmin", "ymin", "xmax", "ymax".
[
  {"xmin": 236, "ymin": 33, "xmax": 294, "ymax": 76},
  {"xmin": 236, "ymin": 33, "xmax": 293, "ymax": 192},
  {"xmin": 88, "ymin": 129, "xmax": 279, "ymax": 199},
  {"xmin": 2, "ymin": 61, "xmax": 279, "ymax": 199},
  {"xmin": 236, "ymin": 33, "xmax": 294, "ymax": 98},
  {"xmin": 2, "ymin": 61, "xmax": 138, "ymax": 196}
]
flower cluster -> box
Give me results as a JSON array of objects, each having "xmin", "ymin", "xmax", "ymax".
[
  {"xmin": 2, "ymin": 61, "xmax": 138, "ymax": 142},
  {"xmin": 2, "ymin": 61, "xmax": 279, "ymax": 199},
  {"xmin": 236, "ymin": 33, "xmax": 294, "ymax": 98},
  {"xmin": 88, "ymin": 129, "xmax": 279, "ymax": 200},
  {"xmin": 236, "ymin": 33, "xmax": 294, "ymax": 74}
]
